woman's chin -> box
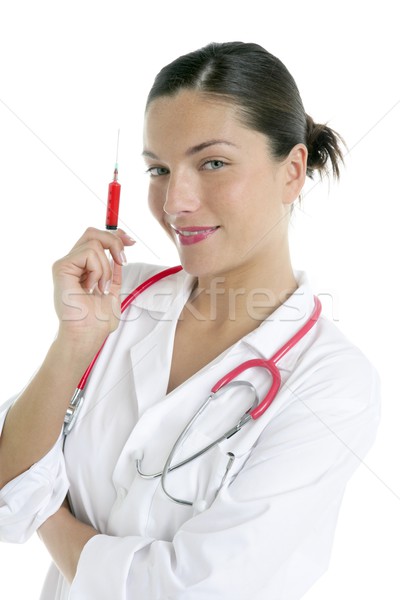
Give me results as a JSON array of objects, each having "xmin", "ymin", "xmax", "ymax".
[
  {"xmin": 177, "ymin": 254, "xmax": 212, "ymax": 276},
  {"xmin": 178, "ymin": 256, "xmax": 231, "ymax": 282}
]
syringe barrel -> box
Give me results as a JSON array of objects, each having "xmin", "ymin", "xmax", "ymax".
[{"xmin": 106, "ymin": 180, "xmax": 121, "ymax": 229}]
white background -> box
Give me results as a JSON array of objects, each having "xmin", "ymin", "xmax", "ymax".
[{"xmin": 0, "ymin": 1, "xmax": 399, "ymax": 598}]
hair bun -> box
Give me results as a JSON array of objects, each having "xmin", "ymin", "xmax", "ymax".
[
  {"xmin": 305, "ymin": 114, "xmax": 346, "ymax": 180},
  {"xmin": 147, "ymin": 41, "xmax": 346, "ymax": 184}
]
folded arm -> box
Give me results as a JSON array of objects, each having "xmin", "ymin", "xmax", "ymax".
[{"xmin": 37, "ymin": 501, "xmax": 98, "ymax": 584}]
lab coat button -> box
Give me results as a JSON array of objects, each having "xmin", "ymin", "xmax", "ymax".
[{"xmin": 117, "ymin": 487, "xmax": 127, "ymax": 501}]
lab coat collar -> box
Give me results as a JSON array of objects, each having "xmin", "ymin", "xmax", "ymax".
[
  {"xmin": 128, "ymin": 265, "xmax": 316, "ymax": 416},
  {"xmin": 126, "ymin": 266, "xmax": 193, "ymax": 314},
  {"xmin": 128, "ymin": 266, "xmax": 314, "ymax": 330},
  {"xmin": 240, "ymin": 269, "xmax": 316, "ymax": 371}
]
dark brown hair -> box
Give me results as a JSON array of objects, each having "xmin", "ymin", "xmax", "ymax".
[{"xmin": 146, "ymin": 41, "xmax": 345, "ymax": 182}]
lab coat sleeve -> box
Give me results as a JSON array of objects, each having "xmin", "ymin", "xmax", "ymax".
[
  {"xmin": 0, "ymin": 264, "xmax": 168, "ymax": 546},
  {"xmin": 0, "ymin": 397, "xmax": 69, "ymax": 543},
  {"xmin": 69, "ymin": 352, "xmax": 381, "ymax": 599},
  {"xmin": 0, "ymin": 264, "xmax": 164, "ymax": 545}
]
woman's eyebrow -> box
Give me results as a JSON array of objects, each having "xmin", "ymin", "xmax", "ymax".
[
  {"xmin": 142, "ymin": 139, "xmax": 238, "ymax": 160},
  {"xmin": 185, "ymin": 139, "xmax": 238, "ymax": 156}
]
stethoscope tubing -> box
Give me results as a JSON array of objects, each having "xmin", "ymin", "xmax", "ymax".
[
  {"xmin": 63, "ymin": 266, "xmax": 184, "ymax": 435},
  {"xmin": 63, "ymin": 265, "xmax": 322, "ymax": 506},
  {"xmin": 77, "ymin": 265, "xmax": 184, "ymax": 391},
  {"xmin": 64, "ymin": 265, "xmax": 321, "ymax": 436},
  {"xmin": 211, "ymin": 295, "xmax": 322, "ymax": 421},
  {"xmin": 135, "ymin": 295, "xmax": 321, "ymax": 502},
  {"xmin": 136, "ymin": 381, "xmax": 258, "ymax": 479}
]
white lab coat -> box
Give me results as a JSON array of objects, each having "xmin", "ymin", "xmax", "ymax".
[{"xmin": 0, "ymin": 263, "xmax": 380, "ymax": 599}]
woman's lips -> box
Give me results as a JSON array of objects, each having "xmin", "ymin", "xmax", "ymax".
[{"xmin": 172, "ymin": 226, "xmax": 220, "ymax": 246}]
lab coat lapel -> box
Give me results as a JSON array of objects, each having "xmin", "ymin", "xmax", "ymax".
[
  {"xmin": 128, "ymin": 269, "xmax": 196, "ymax": 419},
  {"xmin": 129, "ymin": 318, "xmax": 176, "ymax": 418},
  {"xmin": 126, "ymin": 268, "xmax": 318, "ymax": 465}
]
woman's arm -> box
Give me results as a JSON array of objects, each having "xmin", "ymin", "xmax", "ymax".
[
  {"xmin": 0, "ymin": 336, "xmax": 102, "ymax": 488},
  {"xmin": 38, "ymin": 502, "xmax": 98, "ymax": 584},
  {"xmin": 0, "ymin": 228, "xmax": 134, "ymax": 488}
]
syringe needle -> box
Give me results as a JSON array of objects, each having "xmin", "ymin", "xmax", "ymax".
[{"xmin": 115, "ymin": 128, "xmax": 120, "ymax": 167}]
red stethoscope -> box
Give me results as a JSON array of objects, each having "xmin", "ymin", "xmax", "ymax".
[{"xmin": 63, "ymin": 265, "xmax": 322, "ymax": 506}]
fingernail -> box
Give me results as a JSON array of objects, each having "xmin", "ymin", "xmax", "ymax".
[
  {"xmin": 104, "ymin": 280, "xmax": 111, "ymax": 295},
  {"xmin": 120, "ymin": 251, "xmax": 128, "ymax": 265}
]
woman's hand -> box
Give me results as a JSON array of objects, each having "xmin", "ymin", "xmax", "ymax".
[
  {"xmin": 52, "ymin": 227, "xmax": 135, "ymax": 348},
  {"xmin": 38, "ymin": 499, "xmax": 98, "ymax": 585}
]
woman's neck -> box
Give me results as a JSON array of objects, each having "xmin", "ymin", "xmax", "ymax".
[{"xmin": 186, "ymin": 258, "xmax": 298, "ymax": 330}]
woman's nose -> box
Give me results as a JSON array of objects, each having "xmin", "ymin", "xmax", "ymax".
[{"xmin": 163, "ymin": 171, "xmax": 201, "ymax": 215}]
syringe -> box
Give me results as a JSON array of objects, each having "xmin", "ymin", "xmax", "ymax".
[
  {"xmin": 106, "ymin": 130, "xmax": 121, "ymax": 231},
  {"xmin": 103, "ymin": 131, "xmax": 122, "ymax": 287}
]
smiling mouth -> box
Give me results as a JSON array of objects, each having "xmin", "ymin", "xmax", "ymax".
[
  {"xmin": 171, "ymin": 225, "xmax": 220, "ymax": 246},
  {"xmin": 172, "ymin": 226, "xmax": 220, "ymax": 236}
]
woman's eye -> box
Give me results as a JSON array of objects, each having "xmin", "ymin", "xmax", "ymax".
[
  {"xmin": 146, "ymin": 166, "xmax": 169, "ymax": 177},
  {"xmin": 203, "ymin": 160, "xmax": 225, "ymax": 170}
]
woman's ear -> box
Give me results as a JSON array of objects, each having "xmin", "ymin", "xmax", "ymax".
[{"xmin": 282, "ymin": 144, "xmax": 308, "ymax": 204}]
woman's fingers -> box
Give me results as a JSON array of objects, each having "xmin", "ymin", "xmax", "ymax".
[
  {"xmin": 54, "ymin": 239, "xmax": 108, "ymax": 295},
  {"xmin": 84, "ymin": 241, "xmax": 113, "ymax": 294},
  {"xmin": 52, "ymin": 227, "xmax": 137, "ymax": 336},
  {"xmin": 109, "ymin": 230, "xmax": 136, "ymax": 289},
  {"xmin": 60, "ymin": 228, "xmax": 136, "ymax": 294},
  {"xmin": 70, "ymin": 227, "xmax": 136, "ymax": 268}
]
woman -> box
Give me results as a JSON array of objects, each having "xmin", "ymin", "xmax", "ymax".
[{"xmin": 0, "ymin": 42, "xmax": 380, "ymax": 599}]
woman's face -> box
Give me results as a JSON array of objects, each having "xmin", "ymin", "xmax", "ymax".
[{"xmin": 143, "ymin": 90, "xmax": 305, "ymax": 279}]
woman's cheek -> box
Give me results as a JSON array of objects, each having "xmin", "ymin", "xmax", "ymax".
[
  {"xmin": 148, "ymin": 188, "xmax": 164, "ymax": 221},
  {"xmin": 148, "ymin": 191, "xmax": 176, "ymax": 243}
]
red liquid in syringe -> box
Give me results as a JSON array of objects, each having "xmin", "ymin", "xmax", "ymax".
[{"xmin": 106, "ymin": 166, "xmax": 121, "ymax": 230}]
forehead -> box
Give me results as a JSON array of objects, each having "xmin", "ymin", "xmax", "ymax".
[{"xmin": 143, "ymin": 90, "xmax": 249, "ymax": 149}]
